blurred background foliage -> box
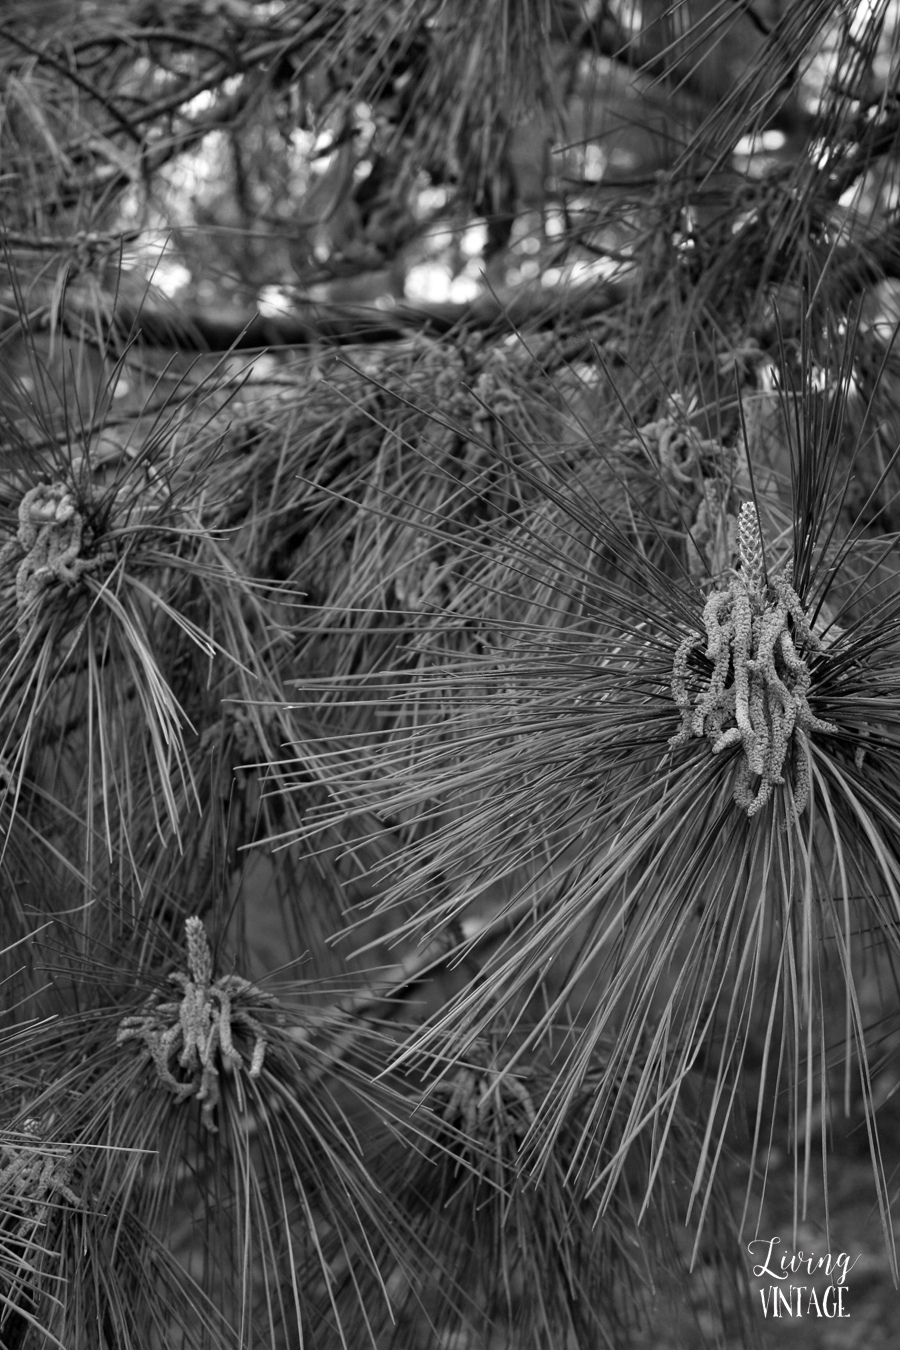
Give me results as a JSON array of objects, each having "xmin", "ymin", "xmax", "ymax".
[{"xmin": 3, "ymin": 1, "xmax": 900, "ymax": 1347}]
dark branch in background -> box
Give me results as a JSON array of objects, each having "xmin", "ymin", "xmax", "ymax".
[
  {"xmin": 0, "ymin": 281, "xmax": 628, "ymax": 353},
  {"xmin": 5, "ymin": 188, "xmax": 895, "ymax": 358}
]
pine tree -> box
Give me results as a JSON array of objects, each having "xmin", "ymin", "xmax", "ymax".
[{"xmin": 3, "ymin": 2, "xmax": 900, "ymax": 1346}]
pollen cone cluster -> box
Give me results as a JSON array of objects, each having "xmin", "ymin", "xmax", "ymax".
[{"xmin": 670, "ymin": 503, "xmax": 836, "ymax": 816}]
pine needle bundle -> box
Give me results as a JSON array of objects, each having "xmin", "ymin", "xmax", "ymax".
[
  {"xmin": 326, "ymin": 1033, "xmax": 750, "ymax": 1349},
  {"xmin": 281, "ymin": 321, "xmax": 900, "ymax": 1276},
  {"xmin": 2, "ymin": 916, "xmax": 440, "ymax": 1350}
]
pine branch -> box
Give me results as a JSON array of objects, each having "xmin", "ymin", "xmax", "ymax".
[{"xmin": 0, "ymin": 280, "xmax": 628, "ymax": 352}]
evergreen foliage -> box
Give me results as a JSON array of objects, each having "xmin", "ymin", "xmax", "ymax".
[{"xmin": 2, "ymin": 2, "xmax": 900, "ymax": 1346}]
